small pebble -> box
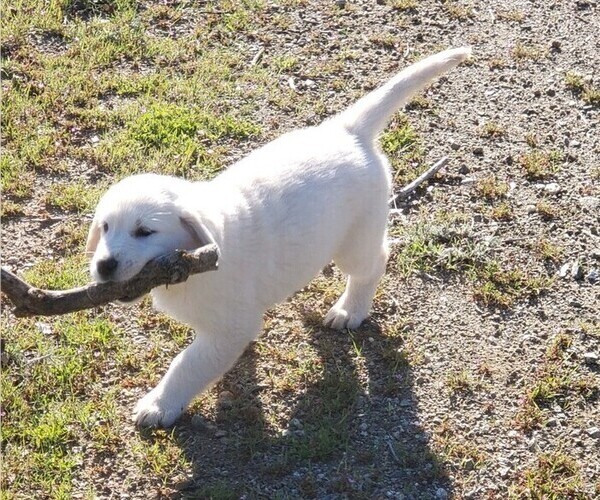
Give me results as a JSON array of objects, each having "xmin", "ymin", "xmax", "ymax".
[
  {"xmin": 558, "ymin": 262, "xmax": 570, "ymax": 278},
  {"xmin": 36, "ymin": 322, "xmax": 52, "ymax": 335},
  {"xmin": 473, "ymin": 146, "xmax": 484, "ymax": 156},
  {"xmin": 586, "ymin": 269, "xmax": 599, "ymax": 284},
  {"xmin": 580, "ymin": 196, "xmax": 600, "ymax": 211},
  {"xmin": 571, "ymin": 261, "xmax": 584, "ymax": 280},
  {"xmin": 191, "ymin": 415, "xmax": 208, "ymax": 430},
  {"xmin": 587, "ymin": 426, "xmax": 600, "ymax": 438},
  {"xmin": 544, "ymin": 182, "xmax": 561, "ymax": 194},
  {"xmin": 583, "ymin": 352, "xmax": 598, "ymax": 365}
]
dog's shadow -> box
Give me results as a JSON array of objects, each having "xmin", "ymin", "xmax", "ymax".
[{"xmin": 147, "ymin": 309, "xmax": 452, "ymax": 498}]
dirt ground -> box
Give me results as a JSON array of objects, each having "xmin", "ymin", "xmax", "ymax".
[{"xmin": 2, "ymin": 0, "xmax": 599, "ymax": 498}]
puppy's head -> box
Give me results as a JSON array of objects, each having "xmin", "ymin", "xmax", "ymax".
[{"xmin": 86, "ymin": 174, "xmax": 213, "ymax": 285}]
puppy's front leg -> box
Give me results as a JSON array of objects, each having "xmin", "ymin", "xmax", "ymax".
[{"xmin": 133, "ymin": 329, "xmax": 256, "ymax": 427}]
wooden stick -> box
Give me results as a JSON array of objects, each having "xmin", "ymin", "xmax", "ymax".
[
  {"xmin": 389, "ymin": 156, "xmax": 449, "ymax": 206},
  {"xmin": 0, "ymin": 244, "xmax": 219, "ymax": 318}
]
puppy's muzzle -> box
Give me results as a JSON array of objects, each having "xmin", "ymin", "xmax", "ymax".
[{"xmin": 96, "ymin": 257, "xmax": 118, "ymax": 281}]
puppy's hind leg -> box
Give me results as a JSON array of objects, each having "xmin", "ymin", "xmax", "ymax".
[
  {"xmin": 324, "ymin": 213, "xmax": 389, "ymax": 330},
  {"xmin": 133, "ymin": 317, "xmax": 262, "ymax": 427}
]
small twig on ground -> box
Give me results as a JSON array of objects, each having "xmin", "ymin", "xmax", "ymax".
[
  {"xmin": 251, "ymin": 47, "xmax": 265, "ymax": 66},
  {"xmin": 389, "ymin": 156, "xmax": 449, "ymax": 207},
  {"xmin": 0, "ymin": 244, "xmax": 219, "ymax": 318},
  {"xmin": 386, "ymin": 439, "xmax": 401, "ymax": 464}
]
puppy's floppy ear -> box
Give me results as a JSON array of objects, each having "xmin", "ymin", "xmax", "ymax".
[
  {"xmin": 179, "ymin": 210, "xmax": 215, "ymax": 248},
  {"xmin": 85, "ymin": 219, "xmax": 101, "ymax": 255}
]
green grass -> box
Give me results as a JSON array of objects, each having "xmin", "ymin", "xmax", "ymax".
[
  {"xmin": 470, "ymin": 262, "xmax": 552, "ymax": 308},
  {"xmin": 434, "ymin": 420, "xmax": 485, "ymax": 471},
  {"xmin": 380, "ymin": 114, "xmax": 426, "ymax": 187},
  {"xmin": 510, "ymin": 452, "xmax": 587, "ymax": 499},
  {"xmin": 1, "ymin": 0, "xmax": 265, "ymax": 206},
  {"xmin": 446, "ymin": 369, "xmax": 476, "ymax": 394},
  {"xmin": 515, "ymin": 333, "xmax": 599, "ymax": 432},
  {"xmin": 45, "ymin": 181, "xmax": 106, "ymax": 213},
  {"xmin": 1, "ymin": 1, "xmax": 271, "ymax": 495},
  {"xmin": 23, "ymin": 255, "xmax": 89, "ymax": 289},
  {"xmin": 2, "ymin": 0, "xmax": 596, "ymax": 497},
  {"xmin": 1, "ymin": 313, "xmax": 132, "ymax": 496},
  {"xmin": 392, "ymin": 210, "xmax": 553, "ymax": 307}
]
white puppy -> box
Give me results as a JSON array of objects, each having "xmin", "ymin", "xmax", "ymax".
[{"xmin": 86, "ymin": 47, "xmax": 471, "ymax": 427}]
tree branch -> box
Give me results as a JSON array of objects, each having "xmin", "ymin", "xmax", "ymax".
[
  {"xmin": 1, "ymin": 244, "xmax": 219, "ymax": 318},
  {"xmin": 389, "ymin": 156, "xmax": 449, "ymax": 206}
]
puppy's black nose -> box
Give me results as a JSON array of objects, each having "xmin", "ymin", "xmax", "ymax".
[{"xmin": 96, "ymin": 257, "xmax": 118, "ymax": 280}]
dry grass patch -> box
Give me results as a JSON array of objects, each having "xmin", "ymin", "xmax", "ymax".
[
  {"xmin": 512, "ymin": 43, "xmax": 547, "ymax": 61},
  {"xmin": 564, "ymin": 71, "xmax": 600, "ymax": 106},
  {"xmin": 519, "ymin": 150, "xmax": 562, "ymax": 180},
  {"xmin": 535, "ymin": 200, "xmax": 558, "ymax": 220},
  {"xmin": 443, "ymin": 1, "xmax": 474, "ymax": 21},
  {"xmin": 496, "ymin": 8, "xmax": 524, "ymax": 22},
  {"xmin": 532, "ymin": 239, "xmax": 563, "ymax": 264},
  {"xmin": 475, "ymin": 176, "xmax": 509, "ymax": 201},
  {"xmin": 479, "ymin": 121, "xmax": 507, "ymax": 139},
  {"xmin": 488, "ymin": 57, "xmax": 507, "ymax": 70},
  {"xmin": 489, "ymin": 202, "xmax": 514, "ymax": 221},
  {"xmin": 389, "ymin": 0, "xmax": 418, "ymax": 11}
]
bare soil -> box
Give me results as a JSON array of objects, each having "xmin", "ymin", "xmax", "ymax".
[{"xmin": 2, "ymin": 1, "xmax": 599, "ymax": 498}]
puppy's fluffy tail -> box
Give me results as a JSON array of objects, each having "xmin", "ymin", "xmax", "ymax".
[{"xmin": 338, "ymin": 47, "xmax": 472, "ymax": 141}]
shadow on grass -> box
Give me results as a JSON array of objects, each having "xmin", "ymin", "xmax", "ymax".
[{"xmin": 144, "ymin": 316, "xmax": 452, "ymax": 499}]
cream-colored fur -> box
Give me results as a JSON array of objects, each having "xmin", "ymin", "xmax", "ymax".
[{"xmin": 86, "ymin": 47, "xmax": 471, "ymax": 427}]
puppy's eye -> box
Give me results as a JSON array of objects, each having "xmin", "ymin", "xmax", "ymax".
[
  {"xmin": 134, "ymin": 227, "xmax": 156, "ymax": 238},
  {"xmin": 102, "ymin": 222, "xmax": 109, "ymax": 233}
]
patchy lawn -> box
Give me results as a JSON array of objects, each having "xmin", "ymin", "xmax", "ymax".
[{"xmin": 2, "ymin": 0, "xmax": 599, "ymax": 498}]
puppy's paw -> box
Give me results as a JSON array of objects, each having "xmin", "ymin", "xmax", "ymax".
[
  {"xmin": 324, "ymin": 304, "xmax": 365, "ymax": 330},
  {"xmin": 133, "ymin": 389, "xmax": 184, "ymax": 428}
]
